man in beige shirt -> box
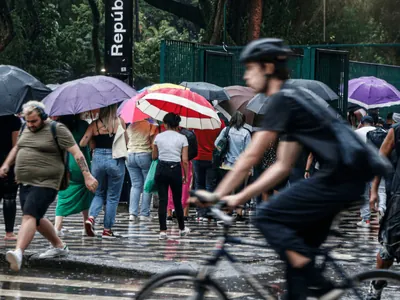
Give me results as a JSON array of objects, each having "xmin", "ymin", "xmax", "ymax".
[{"xmin": 0, "ymin": 101, "xmax": 98, "ymax": 271}]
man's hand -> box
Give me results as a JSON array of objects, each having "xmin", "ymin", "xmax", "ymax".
[
  {"xmin": 84, "ymin": 174, "xmax": 98, "ymax": 193},
  {"xmin": 222, "ymin": 194, "xmax": 242, "ymax": 208},
  {"xmin": 370, "ymin": 191, "xmax": 379, "ymax": 212},
  {"xmin": 0, "ymin": 165, "xmax": 10, "ymax": 178},
  {"xmin": 189, "ymin": 190, "xmax": 218, "ymax": 207},
  {"xmin": 304, "ymin": 171, "xmax": 310, "ymax": 179}
]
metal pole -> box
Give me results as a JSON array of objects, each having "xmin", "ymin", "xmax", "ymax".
[
  {"xmin": 323, "ymin": 0, "xmax": 326, "ymax": 42},
  {"xmin": 223, "ymin": 0, "xmax": 227, "ymax": 45}
]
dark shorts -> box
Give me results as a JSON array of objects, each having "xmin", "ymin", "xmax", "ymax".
[{"xmin": 19, "ymin": 185, "xmax": 57, "ymax": 226}]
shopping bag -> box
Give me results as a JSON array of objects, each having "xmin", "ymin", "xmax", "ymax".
[{"xmin": 144, "ymin": 159, "xmax": 158, "ymax": 193}]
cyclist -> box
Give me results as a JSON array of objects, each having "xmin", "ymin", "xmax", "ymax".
[{"xmin": 193, "ymin": 38, "xmax": 390, "ymax": 299}]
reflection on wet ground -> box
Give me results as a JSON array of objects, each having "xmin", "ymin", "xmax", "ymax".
[{"xmin": 0, "ymin": 202, "xmax": 400, "ymax": 298}]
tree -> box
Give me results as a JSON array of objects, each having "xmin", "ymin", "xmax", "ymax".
[
  {"xmin": 87, "ymin": 0, "xmax": 102, "ymax": 74},
  {"xmin": 0, "ymin": 0, "xmax": 14, "ymax": 52}
]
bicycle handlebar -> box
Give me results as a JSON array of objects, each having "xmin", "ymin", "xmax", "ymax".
[{"xmin": 190, "ymin": 190, "xmax": 234, "ymax": 226}]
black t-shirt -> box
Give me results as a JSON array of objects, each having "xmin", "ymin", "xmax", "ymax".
[
  {"xmin": 261, "ymin": 84, "xmax": 340, "ymax": 175},
  {"xmin": 0, "ymin": 115, "xmax": 22, "ymax": 164}
]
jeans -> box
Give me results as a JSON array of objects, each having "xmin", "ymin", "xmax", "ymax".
[
  {"xmin": 155, "ymin": 161, "xmax": 185, "ymax": 231},
  {"xmin": 126, "ymin": 152, "xmax": 152, "ymax": 217},
  {"xmin": 360, "ymin": 180, "xmax": 387, "ymax": 221},
  {"xmin": 89, "ymin": 149, "xmax": 125, "ymax": 229},
  {"xmin": 193, "ymin": 160, "xmax": 215, "ymax": 217}
]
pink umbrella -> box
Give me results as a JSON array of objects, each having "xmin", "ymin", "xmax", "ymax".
[{"xmin": 119, "ymin": 91, "xmax": 151, "ymax": 123}]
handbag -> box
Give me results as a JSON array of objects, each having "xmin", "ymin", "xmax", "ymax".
[
  {"xmin": 51, "ymin": 122, "xmax": 70, "ymax": 191},
  {"xmin": 144, "ymin": 159, "xmax": 158, "ymax": 193},
  {"xmin": 212, "ymin": 127, "xmax": 231, "ymax": 168}
]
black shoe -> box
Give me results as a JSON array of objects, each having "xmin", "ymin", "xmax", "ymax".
[
  {"xmin": 167, "ymin": 216, "xmax": 173, "ymax": 221},
  {"xmin": 234, "ymin": 215, "xmax": 245, "ymax": 222},
  {"xmin": 184, "ymin": 216, "xmax": 189, "ymax": 222},
  {"xmin": 172, "ymin": 211, "xmax": 177, "ymax": 218}
]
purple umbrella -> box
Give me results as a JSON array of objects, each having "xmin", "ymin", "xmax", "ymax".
[
  {"xmin": 348, "ymin": 76, "xmax": 400, "ymax": 110},
  {"xmin": 42, "ymin": 75, "xmax": 137, "ymax": 116}
]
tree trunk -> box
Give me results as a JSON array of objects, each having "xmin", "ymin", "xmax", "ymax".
[
  {"xmin": 25, "ymin": 0, "xmax": 41, "ymax": 42},
  {"xmin": 144, "ymin": 0, "xmax": 206, "ymax": 28},
  {"xmin": 88, "ymin": 0, "xmax": 101, "ymax": 74},
  {"xmin": 209, "ymin": 0, "xmax": 225, "ymax": 44},
  {"xmin": 248, "ymin": 0, "xmax": 263, "ymax": 41},
  {"xmin": 0, "ymin": 0, "xmax": 14, "ymax": 52}
]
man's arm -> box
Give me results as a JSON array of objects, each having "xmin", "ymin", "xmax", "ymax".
[
  {"xmin": 370, "ymin": 128, "xmax": 395, "ymax": 209},
  {"xmin": 67, "ymin": 144, "xmax": 98, "ymax": 192},
  {"xmin": 215, "ymin": 130, "xmax": 278, "ymax": 198},
  {"xmin": 226, "ymin": 141, "xmax": 302, "ymax": 206}
]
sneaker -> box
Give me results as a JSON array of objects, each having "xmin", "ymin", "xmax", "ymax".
[
  {"xmin": 129, "ymin": 214, "xmax": 139, "ymax": 222},
  {"xmin": 159, "ymin": 232, "xmax": 168, "ymax": 240},
  {"xmin": 184, "ymin": 216, "xmax": 189, "ymax": 222},
  {"xmin": 39, "ymin": 244, "xmax": 69, "ymax": 259},
  {"xmin": 179, "ymin": 227, "xmax": 190, "ymax": 237},
  {"xmin": 365, "ymin": 281, "xmax": 387, "ymax": 300},
  {"xmin": 85, "ymin": 217, "xmax": 95, "ymax": 237},
  {"xmin": 167, "ymin": 216, "xmax": 173, "ymax": 221},
  {"xmin": 357, "ymin": 219, "xmax": 370, "ymax": 228},
  {"xmin": 6, "ymin": 249, "xmax": 22, "ymax": 271},
  {"xmin": 139, "ymin": 216, "xmax": 152, "ymax": 222},
  {"xmin": 102, "ymin": 229, "xmax": 116, "ymax": 239}
]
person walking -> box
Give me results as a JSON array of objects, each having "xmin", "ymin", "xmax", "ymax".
[
  {"xmin": 153, "ymin": 113, "xmax": 190, "ymax": 240},
  {"xmin": 54, "ymin": 115, "xmax": 93, "ymax": 236},
  {"xmin": 0, "ymin": 101, "xmax": 98, "ymax": 271},
  {"xmin": 0, "ymin": 114, "xmax": 21, "ymax": 240},
  {"xmin": 126, "ymin": 120, "xmax": 157, "ymax": 222},
  {"xmin": 215, "ymin": 111, "xmax": 251, "ymax": 221},
  {"xmin": 81, "ymin": 104, "xmax": 127, "ymax": 238}
]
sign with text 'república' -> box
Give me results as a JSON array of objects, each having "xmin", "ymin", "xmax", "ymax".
[{"xmin": 104, "ymin": 0, "xmax": 133, "ymax": 75}]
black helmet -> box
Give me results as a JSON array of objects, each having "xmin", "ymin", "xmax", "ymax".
[{"xmin": 239, "ymin": 38, "xmax": 292, "ymax": 64}]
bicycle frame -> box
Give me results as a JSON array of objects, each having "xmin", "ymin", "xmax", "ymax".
[{"xmin": 196, "ymin": 225, "xmax": 363, "ymax": 300}]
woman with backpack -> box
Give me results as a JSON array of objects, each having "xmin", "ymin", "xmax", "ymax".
[
  {"xmin": 214, "ymin": 111, "xmax": 251, "ymax": 221},
  {"xmin": 153, "ymin": 113, "xmax": 190, "ymax": 240}
]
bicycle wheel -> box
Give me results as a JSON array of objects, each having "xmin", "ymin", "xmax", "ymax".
[
  {"xmin": 135, "ymin": 269, "xmax": 229, "ymax": 300},
  {"xmin": 335, "ymin": 270, "xmax": 400, "ymax": 300}
]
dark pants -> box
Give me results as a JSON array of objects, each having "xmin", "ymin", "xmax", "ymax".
[
  {"xmin": 254, "ymin": 175, "xmax": 365, "ymax": 299},
  {"xmin": 156, "ymin": 161, "xmax": 185, "ymax": 231},
  {"xmin": 20, "ymin": 185, "xmax": 58, "ymax": 226},
  {"xmin": 0, "ymin": 173, "xmax": 17, "ymax": 233},
  {"xmin": 193, "ymin": 160, "xmax": 216, "ymax": 217}
]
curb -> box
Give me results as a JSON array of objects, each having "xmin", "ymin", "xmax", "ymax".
[{"xmin": 0, "ymin": 251, "xmax": 156, "ymax": 277}]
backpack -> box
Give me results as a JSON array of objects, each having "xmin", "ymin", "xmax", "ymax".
[
  {"xmin": 367, "ymin": 127, "xmax": 388, "ymax": 149},
  {"xmin": 212, "ymin": 127, "xmax": 231, "ymax": 168},
  {"xmin": 179, "ymin": 128, "xmax": 198, "ymax": 161},
  {"xmin": 281, "ymin": 87, "xmax": 392, "ymax": 181}
]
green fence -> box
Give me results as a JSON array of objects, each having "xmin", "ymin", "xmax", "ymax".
[{"xmin": 160, "ymin": 40, "xmax": 400, "ymax": 117}]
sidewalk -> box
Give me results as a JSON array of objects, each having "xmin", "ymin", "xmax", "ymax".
[{"xmin": 0, "ymin": 200, "xmax": 387, "ymax": 278}]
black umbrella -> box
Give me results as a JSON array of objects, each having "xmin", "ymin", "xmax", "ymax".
[
  {"xmin": 247, "ymin": 88, "xmax": 330, "ymax": 116},
  {"xmin": 0, "ymin": 65, "xmax": 51, "ymax": 116},
  {"xmin": 180, "ymin": 82, "xmax": 230, "ymax": 102},
  {"xmin": 286, "ymin": 79, "xmax": 339, "ymax": 102}
]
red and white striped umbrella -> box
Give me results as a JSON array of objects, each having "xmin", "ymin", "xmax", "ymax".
[{"xmin": 136, "ymin": 88, "xmax": 221, "ymax": 129}]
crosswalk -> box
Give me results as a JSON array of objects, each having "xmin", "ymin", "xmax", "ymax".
[{"xmin": 0, "ymin": 200, "xmax": 400, "ymax": 299}]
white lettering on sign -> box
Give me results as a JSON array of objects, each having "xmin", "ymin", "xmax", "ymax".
[{"xmin": 110, "ymin": 0, "xmax": 124, "ymax": 56}]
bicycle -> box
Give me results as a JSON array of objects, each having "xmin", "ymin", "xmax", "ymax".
[{"xmin": 135, "ymin": 192, "xmax": 400, "ymax": 300}]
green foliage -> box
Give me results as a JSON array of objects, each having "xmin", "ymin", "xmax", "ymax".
[{"xmin": 133, "ymin": 12, "xmax": 198, "ymax": 87}]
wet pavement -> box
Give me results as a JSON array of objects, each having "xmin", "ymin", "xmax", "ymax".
[{"xmin": 0, "ymin": 200, "xmax": 400, "ymax": 299}]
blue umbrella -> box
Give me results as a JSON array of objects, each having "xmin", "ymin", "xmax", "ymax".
[
  {"xmin": 0, "ymin": 65, "xmax": 51, "ymax": 116},
  {"xmin": 42, "ymin": 75, "xmax": 137, "ymax": 116}
]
